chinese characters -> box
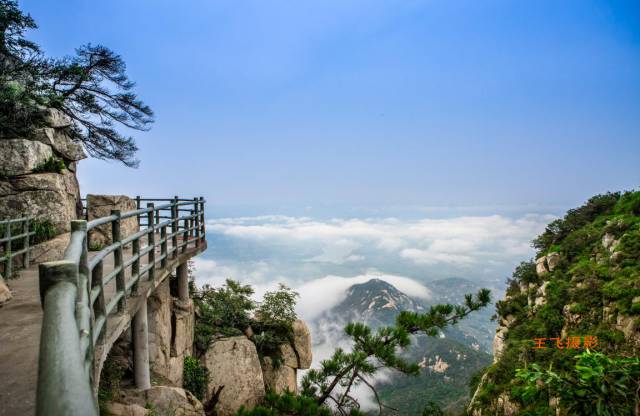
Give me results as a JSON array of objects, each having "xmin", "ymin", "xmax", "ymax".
[{"xmin": 532, "ymin": 336, "xmax": 598, "ymax": 349}]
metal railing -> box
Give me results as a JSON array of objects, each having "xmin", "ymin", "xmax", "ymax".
[
  {"xmin": 36, "ymin": 197, "xmax": 206, "ymax": 416},
  {"xmin": 0, "ymin": 217, "xmax": 34, "ymax": 278}
]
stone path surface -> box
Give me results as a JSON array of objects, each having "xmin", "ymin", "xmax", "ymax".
[{"xmin": 0, "ymin": 234, "xmax": 202, "ymax": 416}]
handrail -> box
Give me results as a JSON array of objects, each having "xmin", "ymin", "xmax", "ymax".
[
  {"xmin": 0, "ymin": 217, "xmax": 35, "ymax": 278},
  {"xmin": 37, "ymin": 196, "xmax": 206, "ymax": 415}
]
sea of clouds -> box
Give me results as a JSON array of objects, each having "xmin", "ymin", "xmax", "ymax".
[{"xmin": 194, "ymin": 213, "xmax": 554, "ymax": 320}]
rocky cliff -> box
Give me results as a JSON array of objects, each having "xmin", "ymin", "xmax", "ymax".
[
  {"xmin": 468, "ymin": 191, "xmax": 640, "ymax": 415},
  {"xmin": 0, "ymin": 108, "xmax": 85, "ymax": 233}
]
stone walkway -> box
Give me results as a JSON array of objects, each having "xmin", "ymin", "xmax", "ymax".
[{"xmin": 0, "ymin": 235, "xmax": 203, "ymax": 416}]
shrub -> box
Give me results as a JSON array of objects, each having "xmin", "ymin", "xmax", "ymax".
[
  {"xmin": 32, "ymin": 156, "xmax": 66, "ymax": 174},
  {"xmin": 183, "ymin": 356, "xmax": 209, "ymax": 401},
  {"xmin": 30, "ymin": 218, "xmax": 57, "ymax": 244}
]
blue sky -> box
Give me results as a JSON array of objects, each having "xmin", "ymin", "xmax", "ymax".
[{"xmin": 23, "ymin": 0, "xmax": 640, "ymax": 215}]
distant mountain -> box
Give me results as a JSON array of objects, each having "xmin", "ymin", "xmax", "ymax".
[
  {"xmin": 425, "ymin": 277, "xmax": 498, "ymax": 354},
  {"xmin": 328, "ymin": 278, "xmax": 423, "ymax": 328},
  {"xmin": 310, "ymin": 278, "xmax": 492, "ymax": 414}
]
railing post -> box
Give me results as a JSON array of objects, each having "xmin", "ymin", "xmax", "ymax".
[
  {"xmin": 160, "ymin": 217, "xmax": 167, "ymax": 269},
  {"xmin": 111, "ymin": 210, "xmax": 126, "ymax": 313},
  {"xmin": 193, "ymin": 198, "xmax": 200, "ymax": 248},
  {"xmin": 171, "ymin": 196, "xmax": 179, "ymax": 259},
  {"xmin": 146, "ymin": 203, "xmax": 156, "ymax": 281},
  {"xmin": 4, "ymin": 221, "xmax": 11, "ymax": 278},
  {"xmin": 132, "ymin": 299, "xmax": 151, "ymax": 390},
  {"xmin": 135, "ymin": 195, "xmax": 141, "ymax": 229},
  {"xmin": 71, "ymin": 220, "xmax": 93, "ymax": 385},
  {"xmin": 177, "ymin": 262, "xmax": 189, "ymax": 301},
  {"xmin": 132, "ymin": 235, "xmax": 140, "ymax": 296},
  {"xmin": 189, "ymin": 210, "xmax": 195, "ymax": 239},
  {"xmin": 23, "ymin": 217, "xmax": 30, "ymax": 268},
  {"xmin": 199, "ymin": 196, "xmax": 205, "ymax": 242},
  {"xmin": 182, "ymin": 217, "xmax": 189, "ymax": 253},
  {"xmin": 91, "ymin": 260, "xmax": 106, "ymax": 344}
]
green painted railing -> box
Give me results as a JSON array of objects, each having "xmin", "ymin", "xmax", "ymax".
[
  {"xmin": 36, "ymin": 197, "xmax": 206, "ymax": 416},
  {"xmin": 0, "ymin": 217, "xmax": 35, "ymax": 278}
]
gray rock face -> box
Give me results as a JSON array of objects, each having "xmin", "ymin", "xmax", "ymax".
[
  {"xmin": 43, "ymin": 108, "xmax": 73, "ymax": 128},
  {"xmin": 145, "ymin": 386, "xmax": 205, "ymax": 416},
  {"xmin": 0, "ymin": 274, "xmax": 12, "ymax": 304},
  {"xmin": 292, "ymin": 319, "xmax": 312, "ymax": 369},
  {"xmin": 147, "ymin": 279, "xmax": 195, "ymax": 386},
  {"xmin": 104, "ymin": 402, "xmax": 150, "ymax": 416},
  {"xmin": 0, "ymin": 171, "xmax": 81, "ymax": 232},
  {"xmin": 546, "ymin": 252, "xmax": 560, "ymax": 271},
  {"xmin": 86, "ymin": 194, "xmax": 137, "ymax": 246},
  {"xmin": 261, "ymin": 356, "xmax": 297, "ymax": 394},
  {"xmin": 202, "ymin": 335, "xmax": 265, "ymax": 416},
  {"xmin": 492, "ymin": 326, "xmax": 508, "ymax": 364},
  {"xmin": 28, "ymin": 232, "xmax": 70, "ymax": 264},
  {"xmin": 535, "ymin": 256, "xmax": 548, "ymax": 276},
  {"xmin": 0, "ymin": 139, "xmax": 53, "ymax": 177},
  {"xmin": 32, "ymin": 128, "xmax": 86, "ymax": 161}
]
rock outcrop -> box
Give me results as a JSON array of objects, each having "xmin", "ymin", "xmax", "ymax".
[
  {"xmin": 291, "ymin": 319, "xmax": 312, "ymax": 368},
  {"xmin": 202, "ymin": 335, "xmax": 266, "ymax": 416},
  {"xmin": 87, "ymin": 194, "xmax": 137, "ymax": 247},
  {"xmin": 105, "ymin": 386, "xmax": 205, "ymax": 416},
  {"xmin": 147, "ymin": 279, "xmax": 195, "ymax": 386},
  {"xmin": 145, "ymin": 386, "xmax": 205, "ymax": 416},
  {"xmin": 0, "ymin": 109, "xmax": 85, "ymax": 232},
  {"xmin": 0, "ymin": 273, "xmax": 12, "ymax": 304}
]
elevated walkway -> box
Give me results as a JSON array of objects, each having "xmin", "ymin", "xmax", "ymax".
[{"xmin": 0, "ymin": 197, "xmax": 207, "ymax": 416}]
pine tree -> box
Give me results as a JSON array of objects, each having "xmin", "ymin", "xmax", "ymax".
[{"xmin": 0, "ymin": 0, "xmax": 153, "ymax": 167}]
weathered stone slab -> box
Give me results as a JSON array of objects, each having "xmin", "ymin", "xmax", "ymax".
[
  {"xmin": 292, "ymin": 319, "xmax": 312, "ymax": 369},
  {"xmin": 28, "ymin": 232, "xmax": 70, "ymax": 264},
  {"xmin": 87, "ymin": 194, "xmax": 137, "ymax": 247},
  {"xmin": 0, "ymin": 139, "xmax": 53, "ymax": 177},
  {"xmin": 261, "ymin": 357, "xmax": 297, "ymax": 394},
  {"xmin": 145, "ymin": 386, "xmax": 205, "ymax": 416},
  {"xmin": 202, "ymin": 335, "xmax": 265, "ymax": 415},
  {"xmin": 0, "ymin": 171, "xmax": 80, "ymax": 233},
  {"xmin": 0, "ymin": 273, "xmax": 12, "ymax": 304},
  {"xmin": 32, "ymin": 128, "xmax": 86, "ymax": 161}
]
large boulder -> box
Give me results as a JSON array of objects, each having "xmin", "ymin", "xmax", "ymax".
[
  {"xmin": 535, "ymin": 256, "xmax": 548, "ymax": 277},
  {"xmin": 0, "ymin": 139, "xmax": 53, "ymax": 177},
  {"xmin": 28, "ymin": 232, "xmax": 70, "ymax": 264},
  {"xmin": 32, "ymin": 128, "xmax": 86, "ymax": 161},
  {"xmin": 43, "ymin": 107, "xmax": 73, "ymax": 128},
  {"xmin": 202, "ymin": 335, "xmax": 265, "ymax": 415},
  {"xmin": 0, "ymin": 171, "xmax": 80, "ymax": 232},
  {"xmin": 261, "ymin": 356, "xmax": 297, "ymax": 394},
  {"xmin": 292, "ymin": 319, "xmax": 312, "ymax": 368},
  {"xmin": 103, "ymin": 402, "xmax": 150, "ymax": 416},
  {"xmin": 0, "ymin": 273, "xmax": 12, "ymax": 304},
  {"xmin": 87, "ymin": 194, "xmax": 137, "ymax": 246},
  {"xmin": 147, "ymin": 279, "xmax": 195, "ymax": 386},
  {"xmin": 144, "ymin": 386, "xmax": 205, "ymax": 416}
]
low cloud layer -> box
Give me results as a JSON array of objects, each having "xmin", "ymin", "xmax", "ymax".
[{"xmin": 194, "ymin": 213, "xmax": 553, "ymax": 317}]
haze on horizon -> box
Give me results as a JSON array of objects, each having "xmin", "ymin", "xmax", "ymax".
[{"xmin": 23, "ymin": 0, "xmax": 640, "ymax": 214}]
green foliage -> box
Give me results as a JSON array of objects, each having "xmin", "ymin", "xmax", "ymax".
[
  {"xmin": 89, "ymin": 240, "xmax": 104, "ymax": 252},
  {"xmin": 1, "ymin": 0, "xmax": 153, "ymax": 166},
  {"xmin": 32, "ymin": 156, "xmax": 65, "ymax": 173},
  {"xmin": 30, "ymin": 218, "xmax": 57, "ymax": 244},
  {"xmin": 515, "ymin": 351, "xmax": 640, "ymax": 416},
  {"xmin": 183, "ymin": 355, "xmax": 209, "ymax": 402},
  {"xmin": 299, "ymin": 289, "xmax": 491, "ymax": 415},
  {"xmin": 98, "ymin": 353, "xmax": 126, "ymax": 405},
  {"xmin": 235, "ymin": 391, "xmax": 339, "ymax": 416},
  {"xmin": 257, "ymin": 284, "xmax": 299, "ymax": 325},
  {"xmin": 471, "ymin": 191, "xmax": 640, "ymax": 415},
  {"xmin": 193, "ymin": 279, "xmax": 255, "ymax": 350},
  {"xmin": 421, "ymin": 401, "xmax": 444, "ymax": 416}
]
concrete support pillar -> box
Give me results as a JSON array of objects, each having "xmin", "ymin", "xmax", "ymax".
[
  {"xmin": 177, "ymin": 262, "xmax": 189, "ymax": 301},
  {"xmin": 132, "ymin": 299, "xmax": 151, "ymax": 390}
]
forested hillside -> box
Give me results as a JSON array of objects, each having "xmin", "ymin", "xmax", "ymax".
[{"xmin": 469, "ymin": 191, "xmax": 640, "ymax": 415}]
